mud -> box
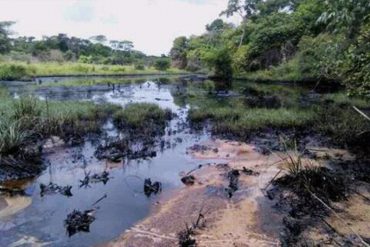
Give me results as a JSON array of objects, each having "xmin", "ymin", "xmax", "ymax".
[
  {"xmin": 266, "ymin": 149, "xmax": 370, "ymax": 245},
  {"xmin": 1, "ymin": 76, "xmax": 369, "ymax": 246},
  {"xmin": 106, "ymin": 139, "xmax": 370, "ymax": 247},
  {"xmin": 106, "ymin": 139, "xmax": 283, "ymax": 247}
]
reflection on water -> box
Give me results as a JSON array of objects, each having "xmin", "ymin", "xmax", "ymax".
[
  {"xmin": 0, "ymin": 76, "xmax": 213, "ymax": 247},
  {"xmin": 0, "ymin": 75, "xmax": 338, "ymax": 246}
]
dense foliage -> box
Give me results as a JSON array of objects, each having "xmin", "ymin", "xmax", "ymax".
[
  {"xmin": 170, "ymin": 0, "xmax": 370, "ymax": 95},
  {"xmin": 0, "ymin": 23, "xmax": 169, "ymax": 69}
]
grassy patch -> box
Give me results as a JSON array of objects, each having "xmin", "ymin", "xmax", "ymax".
[
  {"xmin": 314, "ymin": 105, "xmax": 370, "ymax": 150},
  {"xmin": 0, "ymin": 63, "xmax": 31, "ymax": 80},
  {"xmin": 113, "ymin": 103, "xmax": 171, "ymax": 137},
  {"xmin": 0, "ymin": 62, "xmax": 186, "ymax": 80},
  {"xmin": 36, "ymin": 75, "xmax": 180, "ymax": 88},
  {"xmin": 322, "ymin": 92, "xmax": 370, "ymax": 108},
  {"xmin": 189, "ymin": 106, "xmax": 314, "ymax": 137},
  {"xmin": 0, "ymin": 90, "xmax": 120, "ymax": 155}
]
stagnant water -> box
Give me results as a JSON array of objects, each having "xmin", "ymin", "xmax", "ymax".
[
  {"xmin": 0, "ymin": 75, "xmax": 343, "ymax": 246},
  {"xmin": 0, "ymin": 76, "xmax": 224, "ymax": 247}
]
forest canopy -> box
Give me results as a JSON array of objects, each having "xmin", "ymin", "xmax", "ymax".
[
  {"xmin": 0, "ymin": 22, "xmax": 166, "ymax": 68},
  {"xmin": 170, "ymin": 0, "xmax": 370, "ymax": 96}
]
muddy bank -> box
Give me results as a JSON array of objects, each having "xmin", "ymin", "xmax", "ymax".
[
  {"xmin": 106, "ymin": 140, "xmax": 283, "ymax": 246},
  {"xmin": 106, "ymin": 139, "xmax": 370, "ymax": 246}
]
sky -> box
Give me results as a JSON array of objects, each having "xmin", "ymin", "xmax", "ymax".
[{"xmin": 0, "ymin": 0, "xmax": 240, "ymax": 55}]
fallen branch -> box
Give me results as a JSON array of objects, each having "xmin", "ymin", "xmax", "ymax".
[
  {"xmin": 92, "ymin": 194, "xmax": 107, "ymax": 206},
  {"xmin": 308, "ymin": 190, "xmax": 370, "ymax": 247},
  {"xmin": 353, "ymin": 106, "xmax": 370, "ymax": 121}
]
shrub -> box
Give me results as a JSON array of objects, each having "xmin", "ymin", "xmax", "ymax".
[
  {"xmin": 134, "ymin": 63, "xmax": 145, "ymax": 70},
  {"xmin": 154, "ymin": 58, "xmax": 171, "ymax": 71},
  {"xmin": 0, "ymin": 64, "xmax": 28, "ymax": 80}
]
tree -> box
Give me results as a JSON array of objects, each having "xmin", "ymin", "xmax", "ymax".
[
  {"xmin": 154, "ymin": 58, "xmax": 171, "ymax": 71},
  {"xmin": 202, "ymin": 46, "xmax": 233, "ymax": 79},
  {"xmin": 318, "ymin": 0, "xmax": 370, "ymax": 39},
  {"xmin": 221, "ymin": 0, "xmax": 260, "ymax": 48},
  {"xmin": 90, "ymin": 35, "xmax": 107, "ymax": 44},
  {"xmin": 0, "ymin": 21, "xmax": 15, "ymax": 53},
  {"xmin": 170, "ymin": 36, "xmax": 188, "ymax": 69},
  {"xmin": 120, "ymin": 40, "xmax": 134, "ymax": 52}
]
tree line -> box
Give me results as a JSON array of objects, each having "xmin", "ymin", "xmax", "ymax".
[
  {"xmin": 0, "ymin": 22, "xmax": 171, "ymax": 70},
  {"xmin": 170, "ymin": 0, "xmax": 370, "ymax": 95}
]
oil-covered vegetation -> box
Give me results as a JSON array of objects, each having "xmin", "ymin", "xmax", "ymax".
[
  {"xmin": 0, "ymin": 86, "xmax": 171, "ymax": 180},
  {"xmin": 0, "ymin": 22, "xmax": 177, "ymax": 80},
  {"xmin": 113, "ymin": 103, "xmax": 172, "ymax": 137},
  {"xmin": 170, "ymin": 0, "xmax": 370, "ymax": 96},
  {"xmin": 180, "ymin": 80, "xmax": 370, "ymax": 155},
  {"xmin": 0, "ymin": 87, "xmax": 119, "ymax": 178}
]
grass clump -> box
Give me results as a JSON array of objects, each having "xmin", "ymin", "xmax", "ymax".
[
  {"xmin": 0, "ymin": 90, "xmax": 122, "ymax": 180},
  {"xmin": 314, "ymin": 105, "xmax": 370, "ymax": 153},
  {"xmin": 322, "ymin": 92, "xmax": 370, "ymax": 108},
  {"xmin": 0, "ymin": 90, "xmax": 121, "ymax": 156},
  {"xmin": 0, "ymin": 62, "xmax": 186, "ymax": 79},
  {"xmin": 0, "ymin": 119, "xmax": 30, "ymax": 155},
  {"xmin": 113, "ymin": 103, "xmax": 171, "ymax": 137},
  {"xmin": 189, "ymin": 106, "xmax": 315, "ymax": 138},
  {"xmin": 0, "ymin": 63, "xmax": 30, "ymax": 80}
]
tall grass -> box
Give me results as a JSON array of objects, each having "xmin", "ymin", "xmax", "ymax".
[
  {"xmin": 113, "ymin": 103, "xmax": 171, "ymax": 131},
  {"xmin": 0, "ymin": 64, "xmax": 30, "ymax": 80},
  {"xmin": 0, "ymin": 90, "xmax": 121, "ymax": 156},
  {"xmin": 0, "ymin": 119, "xmax": 30, "ymax": 155},
  {"xmin": 189, "ymin": 106, "xmax": 315, "ymax": 136},
  {"xmin": 0, "ymin": 61, "xmax": 186, "ymax": 80}
]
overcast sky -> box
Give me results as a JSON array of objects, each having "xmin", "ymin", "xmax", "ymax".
[{"xmin": 0, "ymin": 0, "xmax": 240, "ymax": 55}]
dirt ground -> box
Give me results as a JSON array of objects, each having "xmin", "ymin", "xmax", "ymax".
[
  {"xmin": 104, "ymin": 139, "xmax": 370, "ymax": 247},
  {"xmin": 105, "ymin": 139, "xmax": 285, "ymax": 247}
]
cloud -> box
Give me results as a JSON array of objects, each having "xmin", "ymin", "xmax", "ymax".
[{"xmin": 0, "ymin": 0, "xmax": 239, "ymax": 55}]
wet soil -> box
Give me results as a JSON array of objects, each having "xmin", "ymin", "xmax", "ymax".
[
  {"xmin": 106, "ymin": 140, "xmax": 284, "ymax": 246},
  {"xmin": 0, "ymin": 77, "xmax": 214, "ymax": 246},
  {"xmin": 0, "ymin": 76, "xmax": 368, "ymax": 246}
]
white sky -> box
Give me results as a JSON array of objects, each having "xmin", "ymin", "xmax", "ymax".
[{"xmin": 0, "ymin": 0, "xmax": 240, "ymax": 55}]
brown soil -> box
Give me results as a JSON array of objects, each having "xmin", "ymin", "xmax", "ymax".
[
  {"xmin": 105, "ymin": 139, "xmax": 284, "ymax": 247},
  {"xmin": 101, "ymin": 139, "xmax": 368, "ymax": 246}
]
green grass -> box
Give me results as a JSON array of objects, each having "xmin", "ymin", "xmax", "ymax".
[
  {"xmin": 322, "ymin": 92, "xmax": 370, "ymax": 108},
  {"xmin": 189, "ymin": 106, "xmax": 315, "ymax": 137},
  {"xmin": 113, "ymin": 103, "xmax": 171, "ymax": 133},
  {"xmin": 0, "ymin": 61, "xmax": 187, "ymax": 80},
  {"xmin": 0, "ymin": 119, "xmax": 30, "ymax": 155},
  {"xmin": 0, "ymin": 89, "xmax": 121, "ymax": 155},
  {"xmin": 0, "ymin": 63, "xmax": 31, "ymax": 80},
  {"xmin": 315, "ymin": 105, "xmax": 370, "ymax": 146},
  {"xmin": 36, "ymin": 75, "xmax": 180, "ymax": 88}
]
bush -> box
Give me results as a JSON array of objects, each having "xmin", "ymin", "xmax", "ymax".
[
  {"xmin": 154, "ymin": 58, "xmax": 171, "ymax": 71},
  {"xmin": 78, "ymin": 55, "xmax": 93, "ymax": 64},
  {"xmin": 0, "ymin": 64, "xmax": 28, "ymax": 80},
  {"xmin": 113, "ymin": 103, "xmax": 171, "ymax": 137},
  {"xmin": 134, "ymin": 63, "xmax": 145, "ymax": 70}
]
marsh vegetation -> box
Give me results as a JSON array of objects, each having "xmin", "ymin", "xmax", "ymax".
[{"xmin": 0, "ymin": 0, "xmax": 369, "ymax": 246}]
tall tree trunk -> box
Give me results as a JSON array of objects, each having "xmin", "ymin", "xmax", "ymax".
[{"xmin": 238, "ymin": 27, "xmax": 245, "ymax": 49}]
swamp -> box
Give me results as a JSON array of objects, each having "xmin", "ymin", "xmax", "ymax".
[
  {"xmin": 0, "ymin": 75, "xmax": 369, "ymax": 246},
  {"xmin": 0, "ymin": 0, "xmax": 369, "ymax": 246}
]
